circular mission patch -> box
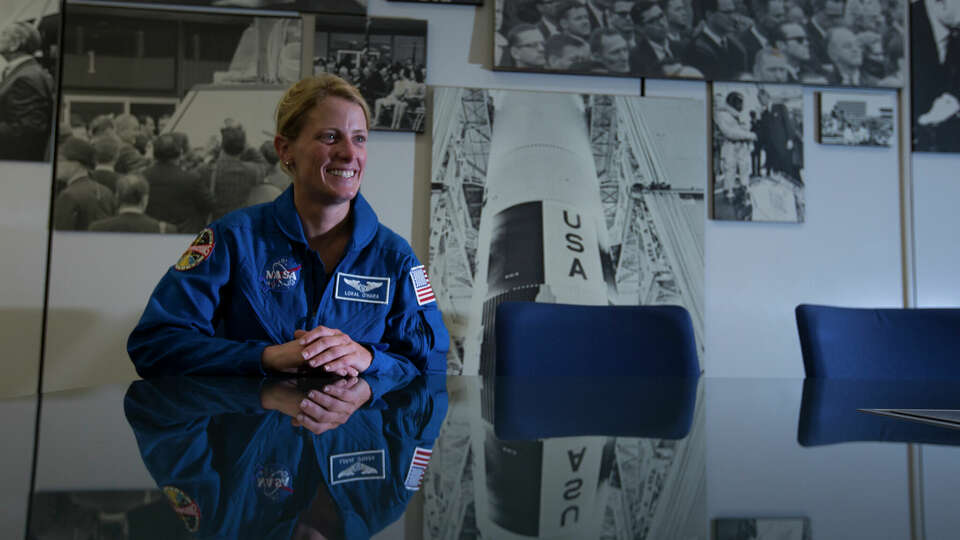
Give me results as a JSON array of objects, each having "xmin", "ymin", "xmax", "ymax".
[
  {"xmin": 162, "ymin": 486, "xmax": 201, "ymax": 532},
  {"xmin": 175, "ymin": 228, "xmax": 215, "ymax": 271}
]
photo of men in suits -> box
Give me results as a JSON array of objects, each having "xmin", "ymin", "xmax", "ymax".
[
  {"xmin": 102, "ymin": 0, "xmax": 368, "ymax": 15},
  {"xmin": 0, "ymin": 4, "xmax": 58, "ymax": 163},
  {"xmin": 912, "ymin": 0, "xmax": 960, "ymax": 152},
  {"xmin": 494, "ymin": 0, "xmax": 905, "ymax": 87}
]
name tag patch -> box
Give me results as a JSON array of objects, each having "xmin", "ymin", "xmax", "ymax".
[
  {"xmin": 335, "ymin": 272, "xmax": 390, "ymax": 304},
  {"xmin": 260, "ymin": 256, "xmax": 301, "ymax": 292},
  {"xmin": 330, "ymin": 450, "xmax": 385, "ymax": 484}
]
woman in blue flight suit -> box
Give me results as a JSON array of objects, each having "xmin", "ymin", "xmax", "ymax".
[
  {"xmin": 124, "ymin": 373, "xmax": 448, "ymax": 539},
  {"xmin": 128, "ymin": 74, "xmax": 449, "ymax": 398}
]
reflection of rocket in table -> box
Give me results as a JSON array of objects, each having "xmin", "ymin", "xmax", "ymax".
[
  {"xmin": 462, "ymin": 379, "xmax": 606, "ymax": 540},
  {"xmin": 461, "ymin": 90, "xmax": 615, "ymax": 377}
]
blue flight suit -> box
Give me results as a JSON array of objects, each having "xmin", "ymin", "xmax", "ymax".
[
  {"xmin": 124, "ymin": 373, "xmax": 449, "ymax": 539},
  {"xmin": 128, "ymin": 186, "xmax": 449, "ymax": 377}
]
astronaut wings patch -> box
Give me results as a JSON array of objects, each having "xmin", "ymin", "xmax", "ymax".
[{"xmin": 409, "ymin": 265, "xmax": 435, "ymax": 306}]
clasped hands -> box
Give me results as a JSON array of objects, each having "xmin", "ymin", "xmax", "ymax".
[
  {"xmin": 262, "ymin": 325, "xmax": 373, "ymax": 376},
  {"xmin": 260, "ymin": 376, "xmax": 372, "ymax": 435}
]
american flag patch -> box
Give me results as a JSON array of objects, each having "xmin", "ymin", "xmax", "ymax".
[
  {"xmin": 409, "ymin": 265, "xmax": 436, "ymax": 306},
  {"xmin": 404, "ymin": 446, "xmax": 433, "ymax": 491}
]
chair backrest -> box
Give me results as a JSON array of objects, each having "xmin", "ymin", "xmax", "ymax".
[
  {"xmin": 495, "ymin": 302, "xmax": 701, "ymax": 377},
  {"xmin": 797, "ymin": 378, "xmax": 960, "ymax": 446},
  {"xmin": 494, "ymin": 376, "xmax": 699, "ymax": 440},
  {"xmin": 795, "ymin": 304, "xmax": 960, "ymax": 379}
]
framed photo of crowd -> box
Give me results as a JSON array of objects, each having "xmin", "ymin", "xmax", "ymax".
[
  {"xmin": 313, "ymin": 15, "xmax": 428, "ymax": 133},
  {"xmin": 68, "ymin": 0, "xmax": 369, "ymax": 15},
  {"xmin": 389, "ymin": 0, "xmax": 482, "ymax": 5},
  {"xmin": 493, "ymin": 0, "xmax": 905, "ymax": 88},
  {"xmin": 54, "ymin": 2, "xmax": 303, "ymax": 234}
]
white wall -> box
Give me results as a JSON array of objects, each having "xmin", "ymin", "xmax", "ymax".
[
  {"xmin": 9, "ymin": 0, "xmax": 949, "ymax": 390},
  {"xmin": 0, "ymin": 394, "xmax": 37, "ymax": 538},
  {"xmin": 912, "ymin": 153, "xmax": 960, "ymax": 308},
  {"xmin": 0, "ymin": 161, "xmax": 50, "ymax": 397}
]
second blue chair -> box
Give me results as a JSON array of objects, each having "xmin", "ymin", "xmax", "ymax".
[{"xmin": 795, "ymin": 304, "xmax": 960, "ymax": 379}]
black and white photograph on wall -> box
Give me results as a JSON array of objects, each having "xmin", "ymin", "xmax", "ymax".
[
  {"xmin": 713, "ymin": 517, "xmax": 811, "ymax": 540},
  {"xmin": 430, "ymin": 86, "xmax": 705, "ymax": 376},
  {"xmin": 911, "ymin": 0, "xmax": 960, "ymax": 152},
  {"xmin": 314, "ymin": 15, "xmax": 427, "ymax": 132},
  {"xmin": 712, "ymin": 82, "xmax": 803, "ymax": 222},
  {"xmin": 53, "ymin": 4, "xmax": 301, "ymax": 233},
  {"xmin": 28, "ymin": 490, "xmax": 192, "ymax": 539},
  {"xmin": 75, "ymin": 0, "xmax": 368, "ymax": 16},
  {"xmin": 492, "ymin": 0, "xmax": 904, "ymax": 87},
  {"xmin": 389, "ymin": 0, "xmax": 481, "ymax": 5},
  {"xmin": 0, "ymin": 0, "xmax": 60, "ymax": 163},
  {"xmin": 816, "ymin": 90, "xmax": 894, "ymax": 146}
]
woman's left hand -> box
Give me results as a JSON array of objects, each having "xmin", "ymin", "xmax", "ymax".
[
  {"xmin": 294, "ymin": 326, "xmax": 373, "ymax": 377},
  {"xmin": 261, "ymin": 377, "xmax": 372, "ymax": 435}
]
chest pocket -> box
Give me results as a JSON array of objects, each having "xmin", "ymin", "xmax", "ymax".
[
  {"xmin": 236, "ymin": 251, "xmax": 312, "ymax": 343},
  {"xmin": 330, "ymin": 271, "xmax": 393, "ymax": 340}
]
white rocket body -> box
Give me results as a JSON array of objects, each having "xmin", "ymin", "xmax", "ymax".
[{"xmin": 463, "ymin": 90, "xmax": 612, "ymax": 377}]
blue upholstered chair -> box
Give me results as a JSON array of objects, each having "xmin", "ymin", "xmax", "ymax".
[
  {"xmin": 494, "ymin": 375, "xmax": 699, "ymax": 439},
  {"xmin": 795, "ymin": 304, "xmax": 960, "ymax": 379},
  {"xmin": 494, "ymin": 302, "xmax": 701, "ymax": 377},
  {"xmin": 798, "ymin": 378, "xmax": 960, "ymax": 446}
]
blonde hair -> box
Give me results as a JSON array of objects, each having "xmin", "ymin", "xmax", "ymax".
[{"xmin": 275, "ymin": 73, "xmax": 371, "ymax": 141}]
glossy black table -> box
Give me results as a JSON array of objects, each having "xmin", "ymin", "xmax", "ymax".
[{"xmin": 6, "ymin": 376, "xmax": 960, "ymax": 539}]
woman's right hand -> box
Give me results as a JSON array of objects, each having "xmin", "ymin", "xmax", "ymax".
[
  {"xmin": 261, "ymin": 338, "xmax": 311, "ymax": 374},
  {"xmin": 261, "ymin": 327, "xmax": 364, "ymax": 376}
]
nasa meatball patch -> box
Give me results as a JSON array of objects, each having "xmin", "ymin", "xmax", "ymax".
[
  {"xmin": 174, "ymin": 228, "xmax": 214, "ymax": 271},
  {"xmin": 334, "ymin": 272, "xmax": 390, "ymax": 304},
  {"xmin": 255, "ymin": 463, "xmax": 294, "ymax": 502},
  {"xmin": 260, "ymin": 256, "xmax": 301, "ymax": 292},
  {"xmin": 329, "ymin": 450, "xmax": 385, "ymax": 485}
]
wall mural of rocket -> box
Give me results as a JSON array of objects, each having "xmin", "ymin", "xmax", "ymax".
[{"xmin": 429, "ymin": 87, "xmax": 706, "ymax": 376}]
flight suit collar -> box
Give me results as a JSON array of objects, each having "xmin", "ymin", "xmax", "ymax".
[{"xmin": 272, "ymin": 186, "xmax": 379, "ymax": 251}]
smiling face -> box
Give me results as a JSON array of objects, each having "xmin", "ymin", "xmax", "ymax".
[{"xmin": 276, "ymin": 96, "xmax": 368, "ymax": 207}]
